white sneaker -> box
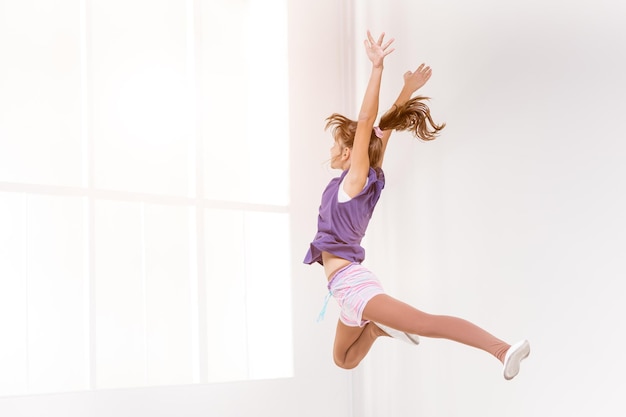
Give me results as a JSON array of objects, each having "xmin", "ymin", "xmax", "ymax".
[
  {"xmin": 503, "ymin": 339, "xmax": 530, "ymax": 380},
  {"xmin": 375, "ymin": 323, "xmax": 420, "ymax": 345}
]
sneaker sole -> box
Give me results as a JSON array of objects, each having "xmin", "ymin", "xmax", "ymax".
[
  {"xmin": 375, "ymin": 323, "xmax": 420, "ymax": 345},
  {"xmin": 503, "ymin": 339, "xmax": 530, "ymax": 380}
]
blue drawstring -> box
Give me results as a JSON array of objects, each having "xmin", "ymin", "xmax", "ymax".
[{"xmin": 317, "ymin": 290, "xmax": 333, "ymax": 322}]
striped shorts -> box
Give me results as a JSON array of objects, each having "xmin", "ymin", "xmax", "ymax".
[{"xmin": 323, "ymin": 263, "xmax": 385, "ymax": 327}]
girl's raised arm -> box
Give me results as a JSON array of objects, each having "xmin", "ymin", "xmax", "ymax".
[
  {"xmin": 376, "ymin": 63, "xmax": 433, "ymax": 167},
  {"xmin": 343, "ymin": 31, "xmax": 394, "ymax": 198}
]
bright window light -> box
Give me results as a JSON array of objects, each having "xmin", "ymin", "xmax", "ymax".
[{"xmin": 0, "ymin": 0, "xmax": 291, "ymax": 397}]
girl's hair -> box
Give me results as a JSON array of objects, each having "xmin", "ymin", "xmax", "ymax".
[{"xmin": 325, "ymin": 96, "xmax": 445, "ymax": 167}]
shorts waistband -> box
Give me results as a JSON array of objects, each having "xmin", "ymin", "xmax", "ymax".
[{"xmin": 327, "ymin": 262, "xmax": 360, "ymax": 290}]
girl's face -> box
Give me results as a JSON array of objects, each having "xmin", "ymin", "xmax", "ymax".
[{"xmin": 330, "ymin": 139, "xmax": 347, "ymax": 169}]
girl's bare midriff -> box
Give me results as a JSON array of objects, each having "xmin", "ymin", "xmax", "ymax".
[{"xmin": 322, "ymin": 251, "xmax": 352, "ymax": 282}]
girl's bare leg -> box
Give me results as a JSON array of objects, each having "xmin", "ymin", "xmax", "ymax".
[
  {"xmin": 332, "ymin": 319, "xmax": 387, "ymax": 369},
  {"xmin": 363, "ymin": 294, "xmax": 510, "ymax": 363}
]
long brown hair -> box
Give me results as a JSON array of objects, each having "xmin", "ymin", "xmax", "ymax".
[
  {"xmin": 380, "ymin": 96, "xmax": 445, "ymax": 141},
  {"xmin": 325, "ymin": 96, "xmax": 445, "ymax": 167}
]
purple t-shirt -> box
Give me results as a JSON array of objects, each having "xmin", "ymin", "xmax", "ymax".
[{"xmin": 303, "ymin": 167, "xmax": 385, "ymax": 265}]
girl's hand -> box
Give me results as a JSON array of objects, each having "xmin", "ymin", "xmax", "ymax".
[
  {"xmin": 403, "ymin": 63, "xmax": 432, "ymax": 93},
  {"xmin": 364, "ymin": 30, "xmax": 395, "ymax": 68}
]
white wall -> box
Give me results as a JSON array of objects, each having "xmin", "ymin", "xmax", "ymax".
[{"xmin": 352, "ymin": 0, "xmax": 626, "ymax": 416}]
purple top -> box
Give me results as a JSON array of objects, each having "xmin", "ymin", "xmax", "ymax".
[{"xmin": 303, "ymin": 167, "xmax": 385, "ymax": 265}]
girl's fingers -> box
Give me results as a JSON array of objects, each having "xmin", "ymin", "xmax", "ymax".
[
  {"xmin": 416, "ymin": 65, "xmax": 431, "ymax": 75},
  {"xmin": 366, "ymin": 30, "xmax": 391, "ymax": 47},
  {"xmin": 364, "ymin": 31, "xmax": 395, "ymax": 60},
  {"xmin": 382, "ymin": 38, "xmax": 395, "ymax": 50}
]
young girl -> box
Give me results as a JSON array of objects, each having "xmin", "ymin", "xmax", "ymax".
[{"xmin": 304, "ymin": 31, "xmax": 530, "ymax": 380}]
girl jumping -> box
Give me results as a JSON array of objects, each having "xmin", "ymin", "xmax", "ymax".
[{"xmin": 303, "ymin": 30, "xmax": 530, "ymax": 380}]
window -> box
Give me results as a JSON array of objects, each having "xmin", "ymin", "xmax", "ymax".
[{"xmin": 0, "ymin": 0, "xmax": 291, "ymax": 396}]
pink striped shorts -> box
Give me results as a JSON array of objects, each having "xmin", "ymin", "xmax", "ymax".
[{"xmin": 322, "ymin": 263, "xmax": 385, "ymax": 327}]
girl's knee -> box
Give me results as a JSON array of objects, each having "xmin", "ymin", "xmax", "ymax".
[{"xmin": 333, "ymin": 354, "xmax": 359, "ymax": 370}]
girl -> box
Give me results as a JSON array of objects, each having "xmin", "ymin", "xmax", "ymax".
[{"xmin": 303, "ymin": 31, "xmax": 530, "ymax": 380}]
